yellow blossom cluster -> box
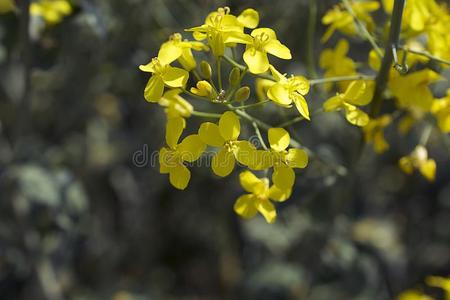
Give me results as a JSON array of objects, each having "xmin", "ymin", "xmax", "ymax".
[{"xmin": 0, "ymin": 0, "xmax": 72, "ymax": 25}]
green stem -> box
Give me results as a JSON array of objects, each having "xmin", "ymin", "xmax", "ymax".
[
  {"xmin": 191, "ymin": 111, "xmax": 222, "ymax": 118},
  {"xmin": 310, "ymin": 74, "xmax": 375, "ymax": 86},
  {"xmin": 399, "ymin": 46, "xmax": 450, "ymax": 66},
  {"xmin": 252, "ymin": 122, "xmax": 268, "ymax": 150},
  {"xmin": 419, "ymin": 124, "xmax": 433, "ymax": 146},
  {"xmin": 277, "ymin": 108, "xmax": 323, "ymax": 127},
  {"xmin": 230, "ymin": 100, "xmax": 270, "ymax": 110},
  {"xmin": 370, "ymin": 0, "xmax": 406, "ymax": 117},
  {"xmin": 217, "ymin": 56, "xmax": 223, "ymax": 91},
  {"xmin": 342, "ymin": 0, "xmax": 383, "ymax": 58},
  {"xmin": 307, "ymin": 0, "xmax": 318, "ymax": 79}
]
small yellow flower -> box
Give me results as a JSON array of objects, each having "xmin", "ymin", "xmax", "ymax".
[
  {"xmin": 185, "ymin": 7, "xmax": 253, "ymax": 57},
  {"xmin": 158, "ymin": 33, "xmax": 208, "ymax": 71},
  {"xmin": 198, "ymin": 111, "xmax": 256, "ymax": 177},
  {"xmin": 399, "ymin": 145, "xmax": 436, "ymax": 182},
  {"xmin": 363, "ymin": 115, "xmax": 392, "ymax": 153},
  {"xmin": 320, "ymin": 39, "xmax": 357, "ymax": 91},
  {"xmin": 159, "ymin": 117, "xmax": 206, "ymax": 190},
  {"xmin": 323, "ymin": 80, "xmax": 373, "ymax": 127},
  {"xmin": 431, "ymin": 89, "xmax": 450, "ymax": 133},
  {"xmin": 139, "ymin": 57, "xmax": 189, "ymax": 102},
  {"xmin": 426, "ymin": 276, "xmax": 450, "ymax": 300},
  {"xmin": 321, "ymin": 1, "xmax": 379, "ymax": 42},
  {"xmin": 267, "ymin": 65, "xmax": 310, "ymax": 120},
  {"xmin": 190, "ymin": 80, "xmax": 215, "ymax": 99},
  {"xmin": 389, "ymin": 70, "xmax": 441, "ymax": 112},
  {"xmin": 255, "ymin": 78, "xmax": 275, "ymax": 101},
  {"xmin": 266, "ymin": 128, "xmax": 309, "ymax": 190},
  {"xmin": 159, "ymin": 89, "xmax": 193, "ymax": 119},
  {"xmin": 30, "ymin": 0, "xmax": 72, "ymax": 25},
  {"xmin": 234, "ymin": 170, "xmax": 291, "ymax": 224},
  {"xmin": 243, "ymin": 28, "xmax": 292, "ymax": 74}
]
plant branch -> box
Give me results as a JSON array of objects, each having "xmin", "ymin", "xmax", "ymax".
[
  {"xmin": 370, "ymin": 0, "xmax": 406, "ymax": 118},
  {"xmin": 399, "ymin": 46, "xmax": 450, "ymax": 66},
  {"xmin": 191, "ymin": 111, "xmax": 222, "ymax": 118},
  {"xmin": 230, "ymin": 100, "xmax": 270, "ymax": 110},
  {"xmin": 310, "ymin": 74, "xmax": 375, "ymax": 86}
]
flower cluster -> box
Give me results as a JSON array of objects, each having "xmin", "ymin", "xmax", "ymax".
[
  {"xmin": 0, "ymin": 0, "xmax": 72, "ymax": 25},
  {"xmin": 140, "ymin": 7, "xmax": 311, "ymax": 223}
]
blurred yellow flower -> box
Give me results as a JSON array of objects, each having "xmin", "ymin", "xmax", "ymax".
[
  {"xmin": 431, "ymin": 89, "xmax": 450, "ymax": 133},
  {"xmin": 396, "ymin": 290, "xmax": 433, "ymax": 300},
  {"xmin": 234, "ymin": 170, "xmax": 291, "ymax": 223},
  {"xmin": 159, "ymin": 89, "xmax": 193, "ymax": 119},
  {"xmin": 30, "ymin": 0, "xmax": 72, "ymax": 25},
  {"xmin": 399, "ymin": 145, "xmax": 436, "ymax": 182},
  {"xmin": 159, "ymin": 33, "xmax": 208, "ymax": 71},
  {"xmin": 0, "ymin": 0, "xmax": 15, "ymax": 13},
  {"xmin": 363, "ymin": 114, "xmax": 392, "ymax": 153},
  {"xmin": 323, "ymin": 80, "xmax": 373, "ymax": 127},
  {"xmin": 426, "ymin": 276, "xmax": 450, "ymax": 300},
  {"xmin": 160, "ymin": 117, "xmax": 205, "ymax": 190}
]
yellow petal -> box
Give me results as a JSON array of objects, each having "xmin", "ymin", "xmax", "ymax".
[
  {"xmin": 267, "ymin": 83, "xmax": 291, "ymax": 106},
  {"xmin": 234, "ymin": 194, "xmax": 258, "ymax": 219},
  {"xmin": 257, "ymin": 200, "xmax": 277, "ymax": 223},
  {"xmin": 239, "ymin": 170, "xmax": 267, "ymax": 194},
  {"xmin": 234, "ymin": 141, "xmax": 257, "ymax": 166},
  {"xmin": 144, "ymin": 75, "xmax": 164, "ymax": 102},
  {"xmin": 178, "ymin": 48, "xmax": 197, "ymax": 71},
  {"xmin": 293, "ymin": 94, "xmax": 310, "ymax": 120},
  {"xmin": 323, "ymin": 95, "xmax": 343, "ymax": 111},
  {"xmin": 139, "ymin": 61, "xmax": 155, "ymax": 73},
  {"xmin": 212, "ymin": 148, "xmax": 235, "ymax": 177},
  {"xmin": 251, "ymin": 28, "xmax": 277, "ymax": 40},
  {"xmin": 177, "ymin": 134, "xmax": 205, "ymax": 162},
  {"xmin": 272, "ymin": 164, "xmax": 295, "ymax": 190},
  {"xmin": 243, "ymin": 48, "xmax": 270, "ymax": 74},
  {"xmin": 166, "ymin": 117, "xmax": 185, "ymax": 149},
  {"xmin": 219, "ymin": 111, "xmax": 240, "ymax": 141},
  {"xmin": 292, "ymin": 76, "xmax": 310, "ymax": 95},
  {"xmin": 343, "ymin": 80, "xmax": 366, "ymax": 101},
  {"xmin": 169, "ymin": 164, "xmax": 190, "ymax": 190},
  {"xmin": 268, "ymin": 127, "xmax": 290, "ymax": 152},
  {"xmin": 190, "ymin": 80, "xmax": 213, "ymax": 97},
  {"xmin": 198, "ymin": 122, "xmax": 225, "ymax": 147},
  {"xmin": 286, "ymin": 148, "xmax": 308, "ymax": 168},
  {"xmin": 237, "ymin": 8, "xmax": 259, "ymax": 29},
  {"xmin": 159, "ymin": 147, "xmax": 170, "ymax": 174},
  {"xmin": 268, "ymin": 65, "xmax": 287, "ymax": 82},
  {"xmin": 245, "ymin": 150, "xmax": 274, "ymax": 170},
  {"xmin": 344, "ymin": 104, "xmax": 369, "ymax": 126},
  {"xmin": 399, "ymin": 157, "xmax": 414, "ymax": 174},
  {"xmin": 419, "ymin": 159, "xmax": 436, "ymax": 182},
  {"xmin": 335, "ymin": 39, "xmax": 350, "ymax": 56},
  {"xmin": 223, "ymin": 31, "xmax": 253, "ymax": 45},
  {"xmin": 158, "ymin": 42, "xmax": 182, "ymax": 65},
  {"xmin": 264, "ymin": 40, "xmax": 292, "ymax": 59},
  {"xmin": 268, "ymin": 185, "xmax": 292, "ymax": 202},
  {"xmin": 162, "ymin": 66, "xmax": 189, "ymax": 88}
]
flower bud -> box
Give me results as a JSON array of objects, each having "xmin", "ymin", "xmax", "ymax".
[
  {"xmin": 200, "ymin": 61, "xmax": 212, "ymax": 79},
  {"xmin": 228, "ymin": 67, "xmax": 241, "ymax": 86},
  {"xmin": 234, "ymin": 86, "xmax": 250, "ymax": 102}
]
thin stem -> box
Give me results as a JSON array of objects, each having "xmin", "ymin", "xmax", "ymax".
[
  {"xmin": 310, "ymin": 74, "xmax": 375, "ymax": 86},
  {"xmin": 399, "ymin": 46, "xmax": 450, "ymax": 66},
  {"xmin": 307, "ymin": 0, "xmax": 318, "ymax": 79},
  {"xmin": 342, "ymin": 0, "xmax": 383, "ymax": 58},
  {"xmin": 370, "ymin": 0, "xmax": 406, "ymax": 117},
  {"xmin": 419, "ymin": 124, "xmax": 433, "ymax": 146},
  {"xmin": 230, "ymin": 100, "xmax": 270, "ymax": 110},
  {"xmin": 217, "ymin": 56, "xmax": 223, "ymax": 91},
  {"xmin": 277, "ymin": 108, "xmax": 323, "ymax": 127},
  {"xmin": 191, "ymin": 110, "xmax": 222, "ymax": 118},
  {"xmin": 252, "ymin": 122, "xmax": 268, "ymax": 150},
  {"xmin": 222, "ymin": 55, "xmax": 274, "ymax": 81},
  {"xmin": 192, "ymin": 69, "xmax": 201, "ymax": 81}
]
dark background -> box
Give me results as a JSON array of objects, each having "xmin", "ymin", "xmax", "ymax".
[{"xmin": 0, "ymin": 0, "xmax": 450, "ymax": 299}]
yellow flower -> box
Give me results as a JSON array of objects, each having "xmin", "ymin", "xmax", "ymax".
[
  {"xmin": 236, "ymin": 8, "xmax": 259, "ymax": 29},
  {"xmin": 139, "ymin": 57, "xmax": 189, "ymax": 102},
  {"xmin": 399, "ymin": 145, "xmax": 436, "ymax": 182},
  {"xmin": 0, "ymin": 0, "xmax": 15, "ymax": 13},
  {"xmin": 158, "ymin": 33, "xmax": 208, "ymax": 71},
  {"xmin": 255, "ymin": 78, "xmax": 275, "ymax": 101},
  {"xmin": 267, "ymin": 65, "xmax": 311, "ymax": 120},
  {"xmin": 30, "ymin": 0, "xmax": 72, "ymax": 25},
  {"xmin": 190, "ymin": 80, "xmax": 216, "ymax": 99},
  {"xmin": 323, "ymin": 80, "xmax": 373, "ymax": 127},
  {"xmin": 426, "ymin": 276, "xmax": 450, "ymax": 300},
  {"xmin": 243, "ymin": 28, "xmax": 292, "ymax": 74},
  {"xmin": 159, "ymin": 117, "xmax": 205, "ymax": 190},
  {"xmin": 320, "ymin": 39, "xmax": 357, "ymax": 91},
  {"xmin": 266, "ymin": 128, "xmax": 308, "ymax": 190},
  {"xmin": 198, "ymin": 111, "xmax": 256, "ymax": 177},
  {"xmin": 321, "ymin": 1, "xmax": 379, "ymax": 42},
  {"xmin": 396, "ymin": 290, "xmax": 433, "ymax": 300},
  {"xmin": 363, "ymin": 115, "xmax": 392, "ymax": 153},
  {"xmin": 234, "ymin": 170, "xmax": 291, "ymax": 223},
  {"xmin": 389, "ymin": 70, "xmax": 440, "ymax": 112},
  {"xmin": 431, "ymin": 89, "xmax": 450, "ymax": 133},
  {"xmin": 159, "ymin": 89, "xmax": 193, "ymax": 119},
  {"xmin": 185, "ymin": 7, "xmax": 253, "ymax": 57}
]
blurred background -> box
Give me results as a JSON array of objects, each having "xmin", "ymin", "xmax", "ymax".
[{"xmin": 1, "ymin": 0, "xmax": 450, "ymax": 299}]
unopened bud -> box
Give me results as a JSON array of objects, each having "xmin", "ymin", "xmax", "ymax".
[
  {"xmin": 228, "ymin": 67, "xmax": 241, "ymax": 86},
  {"xmin": 200, "ymin": 61, "xmax": 212, "ymax": 79},
  {"xmin": 235, "ymin": 86, "xmax": 250, "ymax": 102}
]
